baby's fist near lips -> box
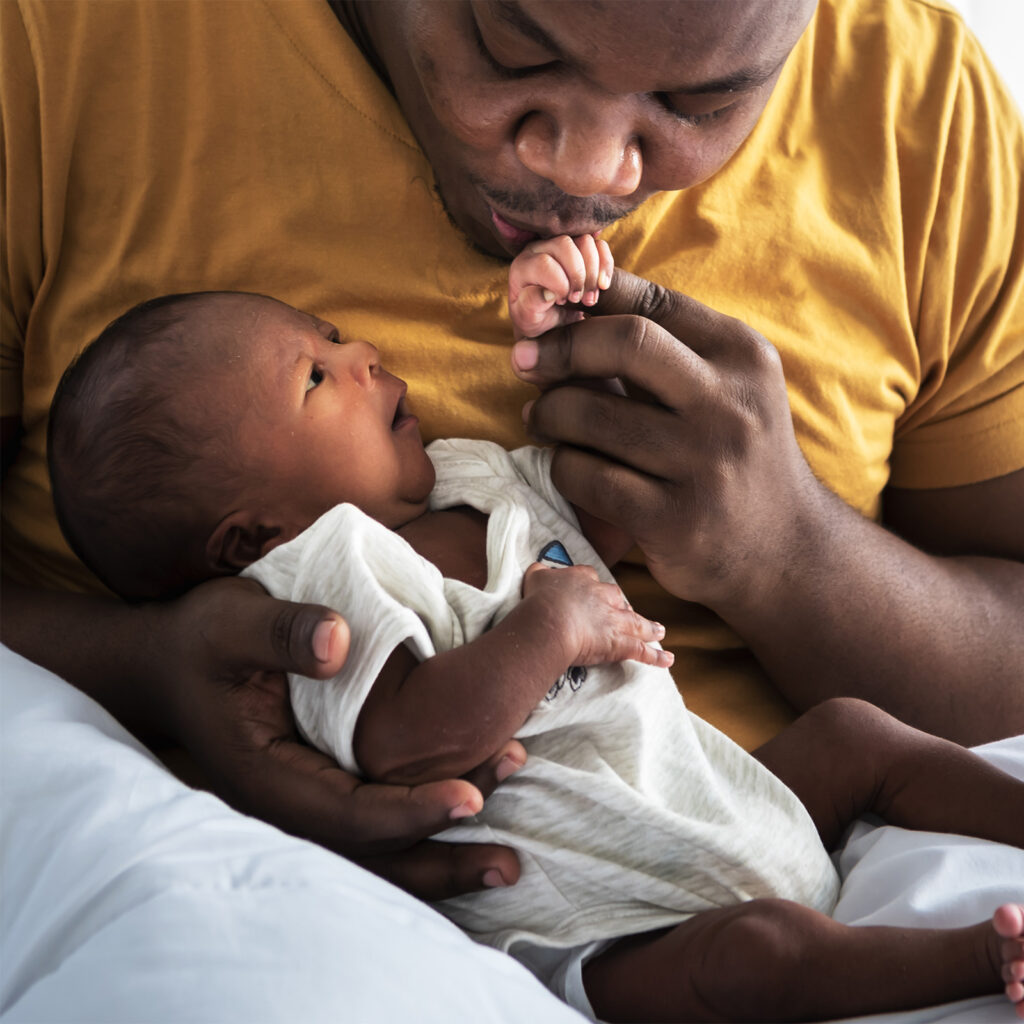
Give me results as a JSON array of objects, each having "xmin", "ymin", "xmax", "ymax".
[{"xmin": 509, "ymin": 234, "xmax": 614, "ymax": 340}]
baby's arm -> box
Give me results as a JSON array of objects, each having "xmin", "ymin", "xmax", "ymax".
[
  {"xmin": 509, "ymin": 236, "xmax": 634, "ymax": 567},
  {"xmin": 354, "ymin": 562, "xmax": 672, "ymax": 787}
]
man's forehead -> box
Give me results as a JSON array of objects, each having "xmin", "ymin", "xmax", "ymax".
[{"xmin": 491, "ymin": 0, "xmax": 812, "ymax": 91}]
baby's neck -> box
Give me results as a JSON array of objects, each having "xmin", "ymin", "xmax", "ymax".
[{"xmin": 395, "ymin": 505, "xmax": 489, "ymax": 589}]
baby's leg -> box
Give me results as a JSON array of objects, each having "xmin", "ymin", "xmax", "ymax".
[
  {"xmin": 753, "ymin": 697, "xmax": 1024, "ymax": 850},
  {"xmin": 996, "ymin": 904, "xmax": 1024, "ymax": 1019},
  {"xmin": 584, "ymin": 898, "xmax": 1011, "ymax": 1023}
]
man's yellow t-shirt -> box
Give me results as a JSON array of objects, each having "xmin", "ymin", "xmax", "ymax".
[{"xmin": 3, "ymin": 0, "xmax": 1023, "ymax": 749}]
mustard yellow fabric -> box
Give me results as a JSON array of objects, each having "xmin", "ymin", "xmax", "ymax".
[{"xmin": 3, "ymin": 0, "xmax": 1023, "ymax": 749}]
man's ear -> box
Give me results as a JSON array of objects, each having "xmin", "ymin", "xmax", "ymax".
[{"xmin": 205, "ymin": 510, "xmax": 283, "ymax": 573}]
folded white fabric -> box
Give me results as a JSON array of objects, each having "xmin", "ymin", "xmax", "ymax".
[{"xmin": 0, "ymin": 645, "xmax": 583, "ymax": 1023}]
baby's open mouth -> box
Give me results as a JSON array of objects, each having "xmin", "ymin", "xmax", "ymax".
[{"xmin": 391, "ymin": 394, "xmax": 414, "ymax": 431}]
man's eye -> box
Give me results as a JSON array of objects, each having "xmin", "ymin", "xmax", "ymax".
[
  {"xmin": 306, "ymin": 366, "xmax": 324, "ymax": 392},
  {"xmin": 657, "ymin": 94, "xmax": 732, "ymax": 127},
  {"xmin": 471, "ymin": 17, "xmax": 553, "ymax": 79}
]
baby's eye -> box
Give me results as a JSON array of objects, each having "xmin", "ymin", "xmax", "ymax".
[{"xmin": 306, "ymin": 366, "xmax": 324, "ymax": 392}]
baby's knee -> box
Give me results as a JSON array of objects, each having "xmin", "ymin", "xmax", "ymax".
[
  {"xmin": 805, "ymin": 696, "xmax": 905, "ymax": 751},
  {"xmin": 699, "ymin": 899, "xmax": 834, "ymax": 1018}
]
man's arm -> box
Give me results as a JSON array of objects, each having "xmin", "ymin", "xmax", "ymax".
[
  {"xmin": 512, "ymin": 271, "xmax": 1024, "ymax": 746},
  {"xmin": 355, "ymin": 562, "xmax": 671, "ymax": 786}
]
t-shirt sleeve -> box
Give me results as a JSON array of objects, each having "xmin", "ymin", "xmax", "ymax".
[
  {"xmin": 0, "ymin": 2, "xmax": 41, "ymax": 422},
  {"xmin": 243, "ymin": 504, "xmax": 460, "ymax": 775},
  {"xmin": 890, "ymin": 25, "xmax": 1024, "ymax": 489}
]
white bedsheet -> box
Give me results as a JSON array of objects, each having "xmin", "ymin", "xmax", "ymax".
[{"xmin": 2, "ymin": 643, "xmax": 1021, "ymax": 1023}]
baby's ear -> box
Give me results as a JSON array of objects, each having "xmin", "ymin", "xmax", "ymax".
[{"xmin": 205, "ymin": 510, "xmax": 282, "ymax": 573}]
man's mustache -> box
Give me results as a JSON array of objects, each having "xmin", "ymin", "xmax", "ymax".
[{"xmin": 474, "ymin": 177, "xmax": 636, "ymax": 228}]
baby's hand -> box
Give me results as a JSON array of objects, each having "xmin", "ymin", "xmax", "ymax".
[
  {"xmin": 521, "ymin": 562, "xmax": 673, "ymax": 670},
  {"xmin": 509, "ymin": 234, "xmax": 614, "ymax": 340}
]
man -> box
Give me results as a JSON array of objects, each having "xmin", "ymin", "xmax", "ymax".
[{"xmin": 2, "ymin": 0, "xmax": 1022, "ymax": 902}]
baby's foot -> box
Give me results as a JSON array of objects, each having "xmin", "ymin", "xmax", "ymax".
[{"xmin": 994, "ymin": 903, "xmax": 1024, "ymax": 1019}]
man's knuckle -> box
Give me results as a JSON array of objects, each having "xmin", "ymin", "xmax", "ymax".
[
  {"xmin": 635, "ymin": 280, "xmax": 675, "ymax": 325},
  {"xmin": 271, "ymin": 604, "xmax": 304, "ymax": 662}
]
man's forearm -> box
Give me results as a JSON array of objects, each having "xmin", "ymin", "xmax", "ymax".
[
  {"xmin": 720, "ymin": 492, "xmax": 1024, "ymax": 745},
  {"xmin": 1, "ymin": 577, "xmax": 174, "ymax": 737}
]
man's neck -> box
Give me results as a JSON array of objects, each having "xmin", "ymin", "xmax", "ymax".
[{"xmin": 325, "ymin": 0, "xmax": 392, "ymax": 91}]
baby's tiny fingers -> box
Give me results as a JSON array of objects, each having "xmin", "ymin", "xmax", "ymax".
[
  {"xmin": 572, "ymin": 233, "xmax": 601, "ymax": 305},
  {"xmin": 613, "ymin": 603, "xmax": 663, "ymax": 638},
  {"xmin": 644, "ymin": 644, "xmax": 675, "ymax": 669}
]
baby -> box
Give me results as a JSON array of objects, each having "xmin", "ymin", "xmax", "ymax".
[{"xmin": 47, "ymin": 239, "xmax": 1024, "ymax": 1023}]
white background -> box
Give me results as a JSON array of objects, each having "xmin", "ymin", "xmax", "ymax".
[{"xmin": 954, "ymin": 0, "xmax": 1024, "ymax": 112}]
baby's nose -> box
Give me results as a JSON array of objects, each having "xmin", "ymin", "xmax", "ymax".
[{"xmin": 341, "ymin": 340, "xmax": 380, "ymax": 386}]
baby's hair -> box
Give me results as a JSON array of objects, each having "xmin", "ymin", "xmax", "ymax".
[{"xmin": 48, "ymin": 292, "xmax": 244, "ymax": 601}]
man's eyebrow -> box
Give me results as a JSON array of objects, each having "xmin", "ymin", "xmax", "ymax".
[
  {"xmin": 667, "ymin": 61, "xmax": 785, "ymax": 97},
  {"xmin": 491, "ymin": 0, "xmax": 571, "ymax": 62}
]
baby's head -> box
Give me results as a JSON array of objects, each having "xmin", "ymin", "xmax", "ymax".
[{"xmin": 48, "ymin": 291, "xmax": 435, "ymax": 600}]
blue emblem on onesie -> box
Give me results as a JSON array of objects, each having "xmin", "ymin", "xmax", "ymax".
[
  {"xmin": 536, "ymin": 540, "xmax": 588, "ymax": 701},
  {"xmin": 537, "ymin": 540, "xmax": 573, "ymax": 568}
]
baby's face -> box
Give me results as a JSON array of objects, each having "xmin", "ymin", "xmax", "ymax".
[{"xmin": 209, "ymin": 294, "xmax": 435, "ymax": 533}]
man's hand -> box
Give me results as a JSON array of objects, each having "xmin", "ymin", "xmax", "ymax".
[
  {"xmin": 510, "ymin": 268, "xmax": 1024, "ymax": 745},
  {"xmin": 511, "ymin": 269, "xmax": 822, "ymax": 615},
  {"xmin": 153, "ymin": 576, "xmax": 524, "ymax": 899},
  {"xmin": 521, "ymin": 562, "xmax": 673, "ymax": 670},
  {"xmin": 509, "ymin": 234, "xmax": 614, "ymax": 340}
]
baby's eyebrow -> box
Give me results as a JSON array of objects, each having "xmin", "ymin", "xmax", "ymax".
[{"xmin": 279, "ymin": 349, "xmax": 312, "ymax": 390}]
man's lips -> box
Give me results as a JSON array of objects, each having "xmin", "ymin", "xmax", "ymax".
[
  {"xmin": 490, "ymin": 208, "xmax": 541, "ymax": 248},
  {"xmin": 489, "ymin": 206, "xmax": 607, "ymax": 250}
]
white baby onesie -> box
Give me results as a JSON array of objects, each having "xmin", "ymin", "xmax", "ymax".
[{"xmin": 246, "ymin": 438, "xmax": 839, "ymax": 961}]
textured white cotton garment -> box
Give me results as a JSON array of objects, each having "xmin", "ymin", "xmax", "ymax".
[{"xmin": 246, "ymin": 439, "xmax": 839, "ymax": 960}]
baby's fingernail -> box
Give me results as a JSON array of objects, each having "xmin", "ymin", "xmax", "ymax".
[
  {"xmin": 599, "ymin": 269, "xmax": 612, "ymax": 289},
  {"xmin": 569, "ymin": 290, "xmax": 583, "ymax": 303},
  {"xmin": 541, "ymin": 288, "xmax": 555, "ymax": 303},
  {"xmin": 522, "ymin": 399, "xmax": 535, "ymax": 424},
  {"xmin": 313, "ymin": 619, "xmax": 338, "ymax": 662},
  {"xmin": 483, "ymin": 869, "xmax": 509, "ymax": 888},
  {"xmin": 513, "ymin": 339, "xmax": 539, "ymax": 372},
  {"xmin": 652, "ymin": 622, "xmax": 666, "ymax": 639},
  {"xmin": 496, "ymin": 755, "xmax": 523, "ymax": 782},
  {"xmin": 450, "ymin": 801, "xmax": 477, "ymax": 820}
]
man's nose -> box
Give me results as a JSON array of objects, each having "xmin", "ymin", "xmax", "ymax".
[{"xmin": 513, "ymin": 98, "xmax": 642, "ymax": 198}]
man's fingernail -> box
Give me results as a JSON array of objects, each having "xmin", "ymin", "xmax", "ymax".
[
  {"xmin": 483, "ymin": 869, "xmax": 508, "ymax": 888},
  {"xmin": 521, "ymin": 399, "xmax": 535, "ymax": 424},
  {"xmin": 449, "ymin": 801, "xmax": 477, "ymax": 820},
  {"xmin": 313, "ymin": 619, "xmax": 337, "ymax": 662},
  {"xmin": 513, "ymin": 339, "xmax": 539, "ymax": 372},
  {"xmin": 495, "ymin": 755, "xmax": 523, "ymax": 782}
]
